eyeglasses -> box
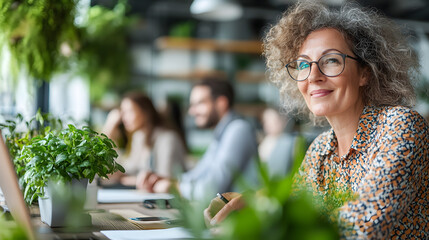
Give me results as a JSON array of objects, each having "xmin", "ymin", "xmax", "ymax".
[{"xmin": 285, "ymin": 53, "xmax": 359, "ymax": 81}]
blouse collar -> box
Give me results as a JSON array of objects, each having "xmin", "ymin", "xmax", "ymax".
[{"xmin": 320, "ymin": 105, "xmax": 379, "ymax": 159}]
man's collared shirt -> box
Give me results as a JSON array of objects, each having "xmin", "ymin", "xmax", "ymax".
[{"xmin": 179, "ymin": 111, "xmax": 258, "ymax": 201}]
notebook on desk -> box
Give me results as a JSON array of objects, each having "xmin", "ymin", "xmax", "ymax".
[
  {"xmin": 97, "ymin": 188, "xmax": 174, "ymax": 203},
  {"xmin": 0, "ymin": 132, "xmax": 165, "ymax": 239}
]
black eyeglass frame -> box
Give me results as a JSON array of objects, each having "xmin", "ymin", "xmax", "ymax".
[{"xmin": 285, "ymin": 53, "xmax": 360, "ymax": 81}]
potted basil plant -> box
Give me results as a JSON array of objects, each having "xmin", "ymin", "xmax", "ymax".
[{"xmin": 18, "ymin": 124, "xmax": 124, "ymax": 227}]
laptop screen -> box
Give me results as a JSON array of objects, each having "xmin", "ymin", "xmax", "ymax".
[{"xmin": 0, "ymin": 131, "xmax": 35, "ymax": 240}]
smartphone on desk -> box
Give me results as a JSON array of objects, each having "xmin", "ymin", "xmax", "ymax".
[
  {"xmin": 130, "ymin": 216, "xmax": 183, "ymax": 225},
  {"xmin": 142, "ymin": 199, "xmax": 176, "ymax": 209},
  {"xmin": 130, "ymin": 216, "xmax": 169, "ymax": 221}
]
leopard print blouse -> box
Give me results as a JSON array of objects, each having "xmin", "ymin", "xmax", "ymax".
[{"xmin": 297, "ymin": 105, "xmax": 429, "ymax": 239}]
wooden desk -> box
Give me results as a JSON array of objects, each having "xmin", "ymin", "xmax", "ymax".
[{"xmin": 31, "ymin": 202, "xmax": 180, "ymax": 239}]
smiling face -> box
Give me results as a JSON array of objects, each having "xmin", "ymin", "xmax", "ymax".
[
  {"xmin": 188, "ymin": 86, "xmax": 220, "ymax": 129},
  {"xmin": 296, "ymin": 28, "xmax": 368, "ymax": 119}
]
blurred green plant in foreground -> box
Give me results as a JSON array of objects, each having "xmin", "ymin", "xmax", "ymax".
[
  {"xmin": 176, "ymin": 135, "xmax": 358, "ymax": 239},
  {"xmin": 0, "ymin": 213, "xmax": 28, "ymax": 240}
]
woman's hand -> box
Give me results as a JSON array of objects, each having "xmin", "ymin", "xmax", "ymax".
[
  {"xmin": 136, "ymin": 171, "xmax": 160, "ymax": 192},
  {"xmin": 136, "ymin": 171, "xmax": 176, "ymax": 193},
  {"xmin": 103, "ymin": 108, "xmax": 122, "ymax": 140},
  {"xmin": 203, "ymin": 192, "xmax": 245, "ymax": 227}
]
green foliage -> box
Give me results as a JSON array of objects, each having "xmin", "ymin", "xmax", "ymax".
[
  {"xmin": 0, "ymin": 214, "xmax": 28, "ymax": 240},
  {"xmin": 312, "ymin": 173, "xmax": 359, "ymax": 222},
  {"xmin": 0, "ymin": 110, "xmax": 64, "ymax": 180},
  {"xmin": 215, "ymin": 136, "xmax": 340, "ymax": 240},
  {"xmin": 175, "ymin": 135, "xmax": 357, "ymax": 239},
  {"xmin": 0, "ymin": 0, "xmax": 79, "ymax": 81},
  {"xmin": 169, "ymin": 21, "xmax": 196, "ymax": 38},
  {"xmin": 20, "ymin": 125, "xmax": 124, "ymax": 204},
  {"xmin": 75, "ymin": 0, "xmax": 135, "ymax": 102},
  {"xmin": 174, "ymin": 194, "xmax": 209, "ymax": 239},
  {"xmin": 0, "ymin": 111, "xmax": 124, "ymax": 204},
  {"xmin": 0, "ymin": 0, "xmax": 134, "ymax": 102},
  {"xmin": 220, "ymin": 192, "xmax": 339, "ymax": 240}
]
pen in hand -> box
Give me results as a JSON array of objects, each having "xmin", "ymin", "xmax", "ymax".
[
  {"xmin": 207, "ymin": 193, "xmax": 229, "ymax": 221},
  {"xmin": 217, "ymin": 193, "xmax": 229, "ymax": 204}
]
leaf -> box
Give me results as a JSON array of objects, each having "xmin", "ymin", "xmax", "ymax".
[
  {"xmin": 29, "ymin": 156, "xmax": 40, "ymax": 166},
  {"xmin": 67, "ymin": 166, "xmax": 79, "ymax": 173},
  {"xmin": 79, "ymin": 161, "xmax": 91, "ymax": 168},
  {"xmin": 35, "ymin": 109, "xmax": 44, "ymax": 127},
  {"xmin": 23, "ymin": 185, "xmax": 32, "ymax": 201},
  {"xmin": 68, "ymin": 124, "xmax": 76, "ymax": 131},
  {"xmin": 82, "ymin": 169, "xmax": 91, "ymax": 178},
  {"xmin": 77, "ymin": 140, "xmax": 87, "ymax": 147},
  {"xmin": 55, "ymin": 153, "xmax": 68, "ymax": 164},
  {"xmin": 47, "ymin": 163, "xmax": 54, "ymax": 172},
  {"xmin": 117, "ymin": 163, "xmax": 125, "ymax": 173}
]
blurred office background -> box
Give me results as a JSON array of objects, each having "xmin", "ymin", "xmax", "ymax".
[{"xmin": 0, "ymin": 0, "xmax": 429, "ymax": 153}]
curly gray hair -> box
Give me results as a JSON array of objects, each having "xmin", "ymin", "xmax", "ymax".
[{"xmin": 263, "ymin": 1, "xmax": 419, "ymax": 121}]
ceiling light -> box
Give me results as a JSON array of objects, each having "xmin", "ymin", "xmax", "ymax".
[{"xmin": 190, "ymin": 0, "xmax": 243, "ymax": 21}]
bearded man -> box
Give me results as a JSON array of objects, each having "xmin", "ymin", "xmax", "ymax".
[{"xmin": 137, "ymin": 78, "xmax": 258, "ymax": 201}]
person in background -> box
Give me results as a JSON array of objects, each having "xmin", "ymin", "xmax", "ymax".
[
  {"xmin": 159, "ymin": 97, "xmax": 189, "ymax": 154},
  {"xmin": 102, "ymin": 92, "xmax": 187, "ymax": 187},
  {"xmin": 258, "ymin": 107, "xmax": 287, "ymax": 163},
  {"xmin": 205, "ymin": 2, "xmax": 429, "ymax": 239},
  {"xmin": 258, "ymin": 107, "xmax": 298, "ymax": 178},
  {"xmin": 137, "ymin": 78, "xmax": 259, "ymax": 201}
]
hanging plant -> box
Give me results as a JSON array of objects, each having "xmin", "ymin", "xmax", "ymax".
[
  {"xmin": 0, "ymin": 0, "xmax": 135, "ymax": 104},
  {"xmin": 0, "ymin": 0, "xmax": 80, "ymax": 81},
  {"xmin": 75, "ymin": 0, "xmax": 135, "ymax": 102}
]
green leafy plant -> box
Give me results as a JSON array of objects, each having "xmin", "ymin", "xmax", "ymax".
[
  {"xmin": 0, "ymin": 214, "xmax": 28, "ymax": 240},
  {"xmin": 74, "ymin": 0, "xmax": 135, "ymax": 102},
  {"xmin": 0, "ymin": 110, "xmax": 64, "ymax": 181},
  {"xmin": 0, "ymin": 0, "xmax": 79, "ymax": 81},
  {"xmin": 0, "ymin": 0, "xmax": 134, "ymax": 103},
  {"xmin": 175, "ymin": 135, "xmax": 358, "ymax": 240},
  {"xmin": 1, "ymin": 111, "xmax": 124, "ymax": 204},
  {"xmin": 174, "ymin": 193, "xmax": 209, "ymax": 239},
  {"xmin": 19, "ymin": 124, "xmax": 124, "ymax": 204},
  {"xmin": 214, "ymin": 136, "xmax": 340, "ymax": 240},
  {"xmin": 311, "ymin": 173, "xmax": 359, "ymax": 221}
]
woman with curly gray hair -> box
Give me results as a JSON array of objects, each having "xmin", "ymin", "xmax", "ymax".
[
  {"xmin": 204, "ymin": 1, "xmax": 429, "ymax": 239},
  {"xmin": 264, "ymin": 2, "xmax": 419, "ymax": 121}
]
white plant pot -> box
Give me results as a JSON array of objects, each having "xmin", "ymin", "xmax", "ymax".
[
  {"xmin": 84, "ymin": 180, "xmax": 98, "ymax": 210},
  {"xmin": 38, "ymin": 178, "xmax": 90, "ymax": 227}
]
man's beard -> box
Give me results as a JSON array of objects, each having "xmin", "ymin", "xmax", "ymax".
[{"xmin": 201, "ymin": 109, "xmax": 219, "ymax": 129}]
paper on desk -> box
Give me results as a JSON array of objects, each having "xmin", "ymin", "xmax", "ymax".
[
  {"xmin": 97, "ymin": 189, "xmax": 174, "ymax": 203},
  {"xmin": 101, "ymin": 227, "xmax": 194, "ymax": 240}
]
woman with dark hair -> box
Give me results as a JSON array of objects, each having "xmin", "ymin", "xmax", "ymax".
[
  {"xmin": 205, "ymin": 1, "xmax": 429, "ymax": 239},
  {"xmin": 103, "ymin": 92, "xmax": 187, "ymax": 187}
]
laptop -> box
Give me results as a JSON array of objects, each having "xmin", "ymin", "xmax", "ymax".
[{"xmin": 0, "ymin": 131, "xmax": 144, "ymax": 239}]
